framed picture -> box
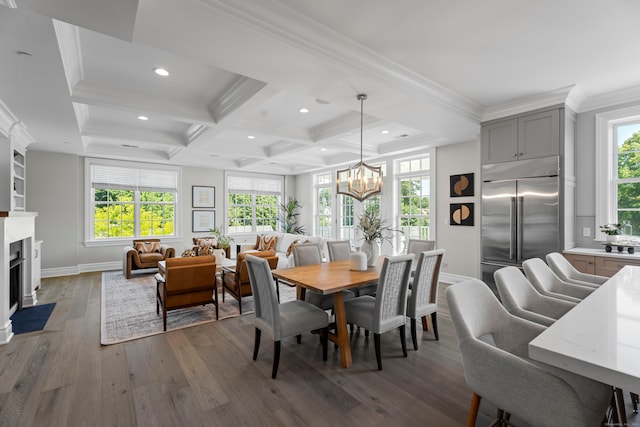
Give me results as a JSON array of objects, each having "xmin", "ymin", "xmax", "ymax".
[
  {"xmin": 450, "ymin": 203, "xmax": 474, "ymax": 226},
  {"xmin": 192, "ymin": 186, "xmax": 215, "ymax": 208},
  {"xmin": 192, "ymin": 210, "xmax": 215, "ymax": 232},
  {"xmin": 450, "ymin": 173, "xmax": 474, "ymax": 197}
]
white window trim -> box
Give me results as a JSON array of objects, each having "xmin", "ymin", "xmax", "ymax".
[
  {"xmin": 224, "ymin": 170, "xmax": 285, "ymax": 236},
  {"xmin": 595, "ymin": 105, "xmax": 640, "ymax": 241},
  {"xmin": 83, "ymin": 158, "xmax": 182, "ymax": 247}
]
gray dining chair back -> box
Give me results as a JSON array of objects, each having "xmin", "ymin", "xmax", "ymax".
[
  {"xmin": 522, "ymin": 258, "xmax": 593, "ymax": 303},
  {"xmin": 446, "ymin": 278, "xmax": 612, "ymax": 427},
  {"xmin": 293, "ymin": 242, "xmax": 355, "ymax": 311},
  {"xmin": 545, "ymin": 252, "xmax": 606, "ymax": 287},
  {"xmin": 406, "ymin": 239, "xmax": 436, "ymax": 272},
  {"xmin": 327, "ymin": 240, "xmax": 351, "ymax": 261},
  {"xmin": 344, "ymin": 254, "xmax": 414, "ymax": 370},
  {"xmin": 245, "ymin": 256, "xmax": 329, "ymax": 379},
  {"xmin": 292, "ymin": 242, "xmax": 322, "ymax": 266},
  {"xmin": 407, "ymin": 249, "xmax": 445, "ymax": 349},
  {"xmin": 494, "ymin": 266, "xmax": 576, "ymax": 327}
]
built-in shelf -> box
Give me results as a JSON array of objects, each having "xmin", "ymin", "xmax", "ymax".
[{"xmin": 9, "ymin": 148, "xmax": 25, "ymax": 211}]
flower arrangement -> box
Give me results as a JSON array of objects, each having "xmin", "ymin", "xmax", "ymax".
[
  {"xmin": 599, "ymin": 223, "xmax": 622, "ymax": 236},
  {"xmin": 357, "ymin": 208, "xmax": 401, "ymax": 244},
  {"xmin": 209, "ymin": 226, "xmax": 234, "ymax": 248}
]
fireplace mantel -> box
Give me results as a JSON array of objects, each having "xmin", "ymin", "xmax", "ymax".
[{"xmin": 0, "ymin": 211, "xmax": 38, "ymax": 344}]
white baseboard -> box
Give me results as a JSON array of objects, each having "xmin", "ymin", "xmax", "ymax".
[{"xmin": 42, "ymin": 261, "xmax": 121, "ymax": 278}]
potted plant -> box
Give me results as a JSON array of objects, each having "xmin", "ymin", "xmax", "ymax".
[
  {"xmin": 356, "ymin": 207, "xmax": 402, "ymax": 266},
  {"xmin": 210, "ymin": 226, "xmax": 234, "ymax": 258},
  {"xmin": 600, "ymin": 223, "xmax": 622, "ymax": 242},
  {"xmin": 277, "ymin": 197, "xmax": 307, "ymax": 235}
]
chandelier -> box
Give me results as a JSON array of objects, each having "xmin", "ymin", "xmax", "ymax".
[{"xmin": 336, "ymin": 94, "xmax": 383, "ymax": 202}]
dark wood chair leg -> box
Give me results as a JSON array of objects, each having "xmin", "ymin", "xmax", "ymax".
[
  {"xmin": 410, "ymin": 318, "xmax": 418, "ymax": 350},
  {"xmin": 162, "ymin": 306, "xmax": 167, "ymax": 331},
  {"xmin": 615, "ymin": 387, "xmax": 627, "ymax": 426},
  {"xmin": 214, "ymin": 285, "xmax": 219, "ymax": 320},
  {"xmin": 610, "ymin": 391, "xmax": 620, "ymax": 425},
  {"xmin": 467, "ymin": 392, "xmax": 481, "ymax": 427},
  {"xmin": 272, "ymin": 340, "xmax": 281, "ymax": 379},
  {"xmin": 431, "ymin": 312, "xmax": 439, "ymax": 341},
  {"xmin": 321, "ymin": 327, "xmax": 328, "ymax": 361},
  {"xmin": 238, "ymin": 293, "xmax": 242, "ymax": 315},
  {"xmin": 296, "ymin": 334, "xmax": 301, "ymax": 344},
  {"xmin": 275, "ymin": 277, "xmax": 280, "ymax": 303},
  {"xmin": 374, "ymin": 333, "xmax": 382, "ymax": 370},
  {"xmin": 632, "ymin": 392, "xmax": 639, "ymax": 413},
  {"xmin": 421, "ymin": 315, "xmax": 429, "ymax": 331},
  {"xmin": 399, "ymin": 324, "xmax": 407, "ymax": 357},
  {"xmin": 253, "ymin": 328, "xmax": 261, "ymax": 360}
]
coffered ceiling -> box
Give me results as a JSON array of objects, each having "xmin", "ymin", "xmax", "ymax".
[{"xmin": 1, "ymin": 0, "xmax": 640, "ymax": 175}]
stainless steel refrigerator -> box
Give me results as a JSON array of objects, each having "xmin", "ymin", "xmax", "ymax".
[{"xmin": 481, "ymin": 155, "xmax": 560, "ymax": 294}]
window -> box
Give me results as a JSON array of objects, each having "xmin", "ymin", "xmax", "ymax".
[
  {"xmin": 86, "ymin": 159, "xmax": 179, "ymax": 244},
  {"xmin": 338, "ymin": 195, "xmax": 355, "ymax": 243},
  {"xmin": 396, "ymin": 156, "xmax": 432, "ymax": 251},
  {"xmin": 226, "ymin": 173, "xmax": 283, "ymax": 234},
  {"xmin": 315, "ymin": 173, "xmax": 333, "ymax": 238},
  {"xmin": 596, "ymin": 106, "xmax": 640, "ymax": 239}
]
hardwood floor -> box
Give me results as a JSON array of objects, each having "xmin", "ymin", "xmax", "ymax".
[{"xmin": 0, "ymin": 273, "xmax": 631, "ymax": 426}]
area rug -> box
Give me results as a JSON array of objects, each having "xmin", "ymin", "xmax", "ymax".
[
  {"xmin": 10, "ymin": 302, "xmax": 56, "ymax": 334},
  {"xmin": 101, "ymin": 270, "xmax": 296, "ymax": 345}
]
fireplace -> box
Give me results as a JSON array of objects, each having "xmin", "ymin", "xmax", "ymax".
[{"xmin": 9, "ymin": 240, "xmax": 23, "ymax": 315}]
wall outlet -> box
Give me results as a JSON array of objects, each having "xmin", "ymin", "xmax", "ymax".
[{"xmin": 582, "ymin": 227, "xmax": 591, "ymax": 237}]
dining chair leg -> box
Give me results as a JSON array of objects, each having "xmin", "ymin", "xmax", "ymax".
[
  {"xmin": 467, "ymin": 392, "xmax": 481, "ymax": 427},
  {"xmin": 410, "ymin": 318, "xmax": 418, "ymax": 350},
  {"xmin": 321, "ymin": 327, "xmax": 328, "ymax": 361},
  {"xmin": 252, "ymin": 328, "xmax": 261, "ymax": 360},
  {"xmin": 421, "ymin": 315, "xmax": 429, "ymax": 331},
  {"xmin": 431, "ymin": 312, "xmax": 439, "ymax": 341},
  {"xmin": 399, "ymin": 325, "xmax": 407, "ymax": 357},
  {"xmin": 162, "ymin": 306, "xmax": 167, "ymax": 331},
  {"xmin": 374, "ymin": 333, "xmax": 382, "ymax": 370},
  {"xmin": 272, "ymin": 340, "xmax": 281, "ymax": 379},
  {"xmin": 296, "ymin": 334, "xmax": 301, "ymax": 344},
  {"xmin": 214, "ymin": 286, "xmax": 219, "ymax": 320},
  {"xmin": 609, "ymin": 392, "xmax": 620, "ymax": 425},
  {"xmin": 274, "ymin": 277, "xmax": 280, "ymax": 303},
  {"xmin": 631, "ymin": 392, "xmax": 639, "ymax": 413},
  {"xmin": 615, "ymin": 387, "xmax": 627, "ymax": 426}
]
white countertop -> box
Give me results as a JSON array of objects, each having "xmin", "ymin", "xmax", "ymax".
[
  {"xmin": 564, "ymin": 246, "xmax": 640, "ymax": 259},
  {"xmin": 529, "ymin": 265, "xmax": 640, "ymax": 393}
]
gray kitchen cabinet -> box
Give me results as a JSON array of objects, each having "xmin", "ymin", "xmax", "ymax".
[{"xmin": 482, "ymin": 108, "xmax": 559, "ymax": 164}]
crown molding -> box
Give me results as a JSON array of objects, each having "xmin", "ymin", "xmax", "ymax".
[
  {"xmin": 53, "ymin": 20, "xmax": 84, "ymax": 95},
  {"xmin": 0, "ymin": 98, "xmax": 18, "ymax": 137},
  {"xmin": 482, "ymin": 85, "xmax": 575, "ymax": 122},
  {"xmin": 575, "ymin": 84, "xmax": 640, "ymax": 113},
  {"xmin": 198, "ymin": 0, "xmax": 482, "ymax": 123},
  {"xmin": 0, "ymin": 98, "xmax": 35, "ymax": 147},
  {"xmin": 208, "ymin": 76, "xmax": 266, "ymax": 122}
]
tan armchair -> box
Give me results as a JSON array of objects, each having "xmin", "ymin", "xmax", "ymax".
[
  {"xmin": 156, "ymin": 256, "xmax": 218, "ymax": 331},
  {"xmin": 222, "ymin": 249, "xmax": 278, "ymax": 314},
  {"xmin": 123, "ymin": 239, "xmax": 175, "ymax": 279}
]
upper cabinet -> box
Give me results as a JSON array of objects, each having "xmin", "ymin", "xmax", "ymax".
[{"xmin": 482, "ymin": 108, "xmax": 560, "ymax": 164}]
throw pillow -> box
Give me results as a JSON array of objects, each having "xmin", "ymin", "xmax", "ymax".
[
  {"xmin": 181, "ymin": 248, "xmax": 197, "ymax": 257},
  {"xmin": 286, "ymin": 240, "xmax": 300, "ymax": 257},
  {"xmin": 193, "ymin": 237, "xmax": 218, "ymax": 248},
  {"xmin": 135, "ymin": 241, "xmax": 161, "ymax": 254},
  {"xmin": 257, "ymin": 235, "xmax": 277, "ymax": 251}
]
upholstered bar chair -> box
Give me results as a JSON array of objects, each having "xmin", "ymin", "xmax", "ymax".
[
  {"xmin": 344, "ymin": 254, "xmax": 414, "ymax": 370},
  {"xmin": 292, "ymin": 243, "xmax": 355, "ymax": 310},
  {"xmin": 406, "ymin": 249, "xmax": 444, "ymax": 349},
  {"xmin": 545, "ymin": 252, "xmax": 607, "ymax": 288},
  {"xmin": 522, "ymin": 258, "xmax": 593, "ymax": 303},
  {"xmin": 245, "ymin": 256, "xmax": 329, "ymax": 379},
  {"xmin": 446, "ymin": 279, "xmax": 612, "ymax": 427},
  {"xmin": 494, "ymin": 266, "xmax": 576, "ymax": 327}
]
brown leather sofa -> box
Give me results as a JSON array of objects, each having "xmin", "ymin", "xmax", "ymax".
[
  {"xmin": 222, "ymin": 249, "xmax": 278, "ymax": 314},
  {"xmin": 123, "ymin": 238, "xmax": 175, "ymax": 279},
  {"xmin": 156, "ymin": 255, "xmax": 218, "ymax": 331}
]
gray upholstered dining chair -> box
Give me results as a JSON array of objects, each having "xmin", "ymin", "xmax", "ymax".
[
  {"xmin": 406, "ymin": 239, "xmax": 436, "ymax": 274},
  {"xmin": 494, "ymin": 266, "xmax": 576, "ymax": 327},
  {"xmin": 245, "ymin": 255, "xmax": 329, "ymax": 379},
  {"xmin": 344, "ymin": 254, "xmax": 414, "ymax": 370},
  {"xmin": 522, "ymin": 258, "xmax": 593, "ymax": 303},
  {"xmin": 292, "ymin": 243, "xmax": 355, "ymax": 310},
  {"xmin": 446, "ymin": 278, "xmax": 612, "ymax": 427},
  {"xmin": 406, "ymin": 249, "xmax": 444, "ymax": 349},
  {"xmin": 545, "ymin": 252, "xmax": 607, "ymax": 288},
  {"xmin": 327, "ymin": 240, "xmax": 351, "ymax": 261}
]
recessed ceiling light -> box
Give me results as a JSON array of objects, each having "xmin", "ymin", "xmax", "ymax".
[
  {"xmin": 381, "ymin": 130, "xmax": 389, "ymax": 134},
  {"xmin": 320, "ymin": 148, "xmax": 327, "ymax": 151},
  {"xmin": 153, "ymin": 67, "xmax": 170, "ymax": 77},
  {"xmin": 299, "ymin": 108, "xmax": 309, "ymax": 114},
  {"xmin": 248, "ymin": 135, "xmax": 255, "ymax": 139},
  {"xmin": 137, "ymin": 115, "xmax": 149, "ymax": 121}
]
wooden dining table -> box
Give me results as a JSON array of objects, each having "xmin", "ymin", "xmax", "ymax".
[{"xmin": 272, "ymin": 258, "xmax": 382, "ymax": 368}]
